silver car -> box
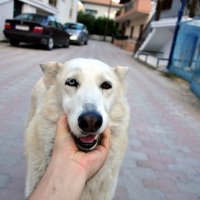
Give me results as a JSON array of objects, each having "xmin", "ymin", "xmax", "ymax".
[{"xmin": 63, "ymin": 23, "xmax": 89, "ymax": 45}]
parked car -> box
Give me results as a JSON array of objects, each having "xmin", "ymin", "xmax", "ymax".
[
  {"xmin": 63, "ymin": 23, "xmax": 89, "ymax": 45},
  {"xmin": 4, "ymin": 13, "xmax": 70, "ymax": 50}
]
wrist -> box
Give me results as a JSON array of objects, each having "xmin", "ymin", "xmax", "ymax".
[
  {"xmin": 51, "ymin": 153, "xmax": 88, "ymax": 199},
  {"xmin": 29, "ymin": 154, "xmax": 88, "ymax": 200},
  {"xmin": 52, "ymin": 150, "xmax": 88, "ymax": 181},
  {"xmin": 53, "ymin": 161, "xmax": 87, "ymax": 200}
]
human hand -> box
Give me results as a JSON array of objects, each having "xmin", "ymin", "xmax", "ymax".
[
  {"xmin": 52, "ymin": 115, "xmax": 111, "ymax": 180},
  {"xmin": 29, "ymin": 116, "xmax": 111, "ymax": 200}
]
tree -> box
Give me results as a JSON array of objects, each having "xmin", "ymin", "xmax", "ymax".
[
  {"xmin": 77, "ymin": 12, "xmax": 118, "ymax": 36},
  {"xmin": 77, "ymin": 11, "xmax": 95, "ymax": 33}
]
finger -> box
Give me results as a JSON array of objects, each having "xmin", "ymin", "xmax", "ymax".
[
  {"xmin": 100, "ymin": 126, "xmax": 111, "ymax": 150},
  {"xmin": 56, "ymin": 115, "xmax": 69, "ymax": 139},
  {"xmin": 55, "ymin": 115, "xmax": 75, "ymax": 147},
  {"xmin": 95, "ymin": 126, "xmax": 111, "ymax": 152},
  {"xmin": 84, "ymin": 127, "xmax": 111, "ymax": 179},
  {"xmin": 53, "ymin": 115, "xmax": 79, "ymax": 156}
]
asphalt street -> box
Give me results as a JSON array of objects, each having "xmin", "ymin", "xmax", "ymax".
[{"xmin": 0, "ymin": 40, "xmax": 200, "ymax": 200}]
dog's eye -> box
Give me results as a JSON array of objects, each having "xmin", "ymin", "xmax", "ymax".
[
  {"xmin": 100, "ymin": 81, "xmax": 112, "ymax": 90},
  {"xmin": 65, "ymin": 79, "xmax": 78, "ymax": 87}
]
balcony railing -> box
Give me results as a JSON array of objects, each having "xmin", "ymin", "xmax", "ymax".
[
  {"xmin": 134, "ymin": 13, "xmax": 156, "ymax": 53},
  {"xmin": 124, "ymin": 1, "xmax": 134, "ymax": 13},
  {"xmin": 115, "ymin": 0, "xmax": 151, "ymax": 21}
]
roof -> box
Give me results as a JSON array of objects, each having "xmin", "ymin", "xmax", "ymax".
[{"xmin": 81, "ymin": 0, "xmax": 121, "ymax": 7}]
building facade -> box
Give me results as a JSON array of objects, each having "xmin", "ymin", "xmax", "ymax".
[
  {"xmin": 0, "ymin": 0, "xmax": 78, "ymax": 40},
  {"xmin": 135, "ymin": 0, "xmax": 192, "ymax": 68},
  {"xmin": 81, "ymin": 0, "xmax": 121, "ymax": 19},
  {"xmin": 114, "ymin": 0, "xmax": 154, "ymax": 51}
]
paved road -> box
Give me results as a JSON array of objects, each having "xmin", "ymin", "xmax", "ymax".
[{"xmin": 0, "ymin": 41, "xmax": 200, "ymax": 200}]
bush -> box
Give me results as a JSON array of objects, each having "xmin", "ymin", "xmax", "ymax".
[
  {"xmin": 77, "ymin": 11, "xmax": 95, "ymax": 33},
  {"xmin": 77, "ymin": 11, "xmax": 118, "ymax": 36}
]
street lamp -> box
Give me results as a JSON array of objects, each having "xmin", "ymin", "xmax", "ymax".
[{"xmin": 103, "ymin": 0, "xmax": 120, "ymax": 41}]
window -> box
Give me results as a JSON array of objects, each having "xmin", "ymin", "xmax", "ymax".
[
  {"xmin": 14, "ymin": 0, "xmax": 23, "ymax": 17},
  {"xmin": 49, "ymin": 20, "xmax": 57, "ymax": 28},
  {"xmin": 163, "ymin": 0, "xmax": 173, "ymax": 10},
  {"xmin": 158, "ymin": 0, "xmax": 173, "ymax": 11},
  {"xmin": 15, "ymin": 13, "xmax": 48, "ymax": 24},
  {"xmin": 126, "ymin": 20, "xmax": 130, "ymax": 27},
  {"xmin": 130, "ymin": 26, "xmax": 134, "ymax": 38},
  {"xmin": 124, "ymin": 1, "xmax": 134, "ymax": 12},
  {"xmin": 85, "ymin": 9, "xmax": 97, "ymax": 16},
  {"xmin": 55, "ymin": 22, "xmax": 63, "ymax": 30},
  {"xmin": 64, "ymin": 23, "xmax": 83, "ymax": 30},
  {"xmin": 139, "ymin": 24, "xmax": 144, "ymax": 36},
  {"xmin": 49, "ymin": 0, "xmax": 57, "ymax": 7}
]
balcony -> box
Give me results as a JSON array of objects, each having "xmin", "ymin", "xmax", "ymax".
[{"xmin": 115, "ymin": 0, "xmax": 151, "ymax": 21}]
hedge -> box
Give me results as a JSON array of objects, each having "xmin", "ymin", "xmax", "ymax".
[{"xmin": 77, "ymin": 11, "xmax": 118, "ymax": 36}]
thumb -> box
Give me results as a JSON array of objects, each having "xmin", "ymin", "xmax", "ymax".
[
  {"xmin": 55, "ymin": 115, "xmax": 69, "ymax": 139},
  {"xmin": 54, "ymin": 115, "xmax": 77, "ymax": 150}
]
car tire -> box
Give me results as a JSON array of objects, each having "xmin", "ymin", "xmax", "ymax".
[
  {"xmin": 10, "ymin": 40, "xmax": 19, "ymax": 47},
  {"xmin": 46, "ymin": 37, "xmax": 54, "ymax": 50},
  {"xmin": 78, "ymin": 38, "xmax": 84, "ymax": 46},
  {"xmin": 84, "ymin": 40, "xmax": 88, "ymax": 45},
  {"xmin": 64, "ymin": 38, "xmax": 70, "ymax": 48}
]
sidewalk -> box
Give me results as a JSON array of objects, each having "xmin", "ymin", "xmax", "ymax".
[
  {"xmin": 115, "ymin": 52, "xmax": 200, "ymax": 200},
  {"xmin": 0, "ymin": 41, "xmax": 200, "ymax": 200}
]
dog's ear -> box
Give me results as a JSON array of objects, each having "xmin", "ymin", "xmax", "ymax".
[
  {"xmin": 40, "ymin": 61, "xmax": 63, "ymax": 76},
  {"xmin": 114, "ymin": 66, "xmax": 129, "ymax": 80},
  {"xmin": 40, "ymin": 62, "xmax": 64, "ymax": 86}
]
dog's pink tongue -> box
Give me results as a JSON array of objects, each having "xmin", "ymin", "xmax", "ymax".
[{"xmin": 80, "ymin": 135, "xmax": 96, "ymax": 143}]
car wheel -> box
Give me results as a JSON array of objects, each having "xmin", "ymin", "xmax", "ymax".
[
  {"xmin": 64, "ymin": 38, "xmax": 70, "ymax": 48},
  {"xmin": 46, "ymin": 37, "xmax": 54, "ymax": 50},
  {"xmin": 84, "ymin": 40, "xmax": 88, "ymax": 45},
  {"xmin": 78, "ymin": 38, "xmax": 84, "ymax": 46},
  {"xmin": 10, "ymin": 40, "xmax": 19, "ymax": 47}
]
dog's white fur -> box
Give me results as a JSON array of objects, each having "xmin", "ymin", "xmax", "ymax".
[{"xmin": 25, "ymin": 58, "xmax": 129, "ymax": 200}]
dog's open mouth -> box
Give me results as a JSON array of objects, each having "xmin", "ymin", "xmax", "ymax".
[{"xmin": 74, "ymin": 134, "xmax": 99, "ymax": 151}]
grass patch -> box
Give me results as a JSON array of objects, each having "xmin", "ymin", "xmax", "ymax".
[{"xmin": 160, "ymin": 71, "xmax": 178, "ymax": 80}]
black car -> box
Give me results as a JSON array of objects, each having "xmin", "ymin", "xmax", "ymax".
[{"xmin": 4, "ymin": 13, "xmax": 70, "ymax": 50}]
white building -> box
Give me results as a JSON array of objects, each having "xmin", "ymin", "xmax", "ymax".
[
  {"xmin": 135, "ymin": 0, "xmax": 192, "ymax": 69},
  {"xmin": 0, "ymin": 0, "xmax": 78, "ymax": 40},
  {"xmin": 81, "ymin": 0, "xmax": 121, "ymax": 19},
  {"xmin": 115, "ymin": 0, "xmax": 153, "ymax": 51}
]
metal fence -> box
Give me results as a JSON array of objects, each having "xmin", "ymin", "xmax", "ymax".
[{"xmin": 169, "ymin": 18, "xmax": 200, "ymax": 98}]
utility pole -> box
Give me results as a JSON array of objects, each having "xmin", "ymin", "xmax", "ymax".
[{"xmin": 167, "ymin": 0, "xmax": 187, "ymax": 70}]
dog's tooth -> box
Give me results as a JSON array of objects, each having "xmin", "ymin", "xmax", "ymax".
[{"xmin": 95, "ymin": 135, "xmax": 98, "ymax": 139}]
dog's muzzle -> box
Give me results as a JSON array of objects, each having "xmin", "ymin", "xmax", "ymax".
[{"xmin": 75, "ymin": 111, "xmax": 103, "ymax": 151}]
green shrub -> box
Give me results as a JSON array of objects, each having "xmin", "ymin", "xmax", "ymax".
[
  {"xmin": 77, "ymin": 11, "xmax": 118, "ymax": 36},
  {"xmin": 77, "ymin": 11, "xmax": 95, "ymax": 33}
]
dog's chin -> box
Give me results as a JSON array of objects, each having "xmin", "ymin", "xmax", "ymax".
[{"xmin": 74, "ymin": 133, "xmax": 100, "ymax": 152}]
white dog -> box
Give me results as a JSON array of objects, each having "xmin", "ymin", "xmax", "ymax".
[{"xmin": 25, "ymin": 58, "xmax": 129, "ymax": 200}]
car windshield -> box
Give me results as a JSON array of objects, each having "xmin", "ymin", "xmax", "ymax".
[
  {"xmin": 64, "ymin": 23, "xmax": 82, "ymax": 30},
  {"xmin": 15, "ymin": 14, "xmax": 48, "ymax": 24}
]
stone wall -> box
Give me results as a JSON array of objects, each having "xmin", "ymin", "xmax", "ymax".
[{"xmin": 113, "ymin": 39, "xmax": 136, "ymax": 52}]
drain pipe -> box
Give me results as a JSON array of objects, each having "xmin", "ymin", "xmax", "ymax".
[{"xmin": 167, "ymin": 0, "xmax": 187, "ymax": 70}]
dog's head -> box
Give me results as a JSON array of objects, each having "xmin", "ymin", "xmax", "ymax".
[{"xmin": 40, "ymin": 58, "xmax": 128, "ymax": 151}]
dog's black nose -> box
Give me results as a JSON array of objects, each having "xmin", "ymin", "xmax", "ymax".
[{"xmin": 78, "ymin": 111, "xmax": 103, "ymax": 132}]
